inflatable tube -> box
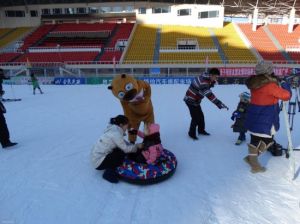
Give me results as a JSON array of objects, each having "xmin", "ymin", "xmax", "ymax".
[{"xmin": 116, "ymin": 149, "xmax": 177, "ymax": 185}]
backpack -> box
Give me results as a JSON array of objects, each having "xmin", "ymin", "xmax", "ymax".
[{"xmin": 268, "ymin": 142, "xmax": 283, "ymax": 157}]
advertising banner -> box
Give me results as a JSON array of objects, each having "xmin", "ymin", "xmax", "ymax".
[
  {"xmin": 3, "ymin": 76, "xmax": 54, "ymax": 85},
  {"xmin": 140, "ymin": 77, "xmax": 192, "ymax": 84},
  {"xmin": 54, "ymin": 77, "xmax": 85, "ymax": 85},
  {"xmin": 220, "ymin": 67, "xmax": 292, "ymax": 77}
]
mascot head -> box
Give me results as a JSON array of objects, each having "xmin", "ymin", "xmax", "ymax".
[{"xmin": 108, "ymin": 74, "xmax": 140, "ymax": 101}]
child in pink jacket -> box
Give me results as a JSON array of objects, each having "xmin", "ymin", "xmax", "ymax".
[
  {"xmin": 129, "ymin": 123, "xmax": 164, "ymax": 164},
  {"xmin": 138, "ymin": 123, "xmax": 164, "ymax": 164}
]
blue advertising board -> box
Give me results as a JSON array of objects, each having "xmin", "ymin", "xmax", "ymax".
[
  {"xmin": 54, "ymin": 77, "xmax": 86, "ymax": 85},
  {"xmin": 139, "ymin": 77, "xmax": 193, "ymax": 85}
]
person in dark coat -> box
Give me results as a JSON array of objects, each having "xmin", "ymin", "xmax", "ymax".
[
  {"xmin": 183, "ymin": 68, "xmax": 228, "ymax": 140},
  {"xmin": 231, "ymin": 92, "xmax": 250, "ymax": 145},
  {"xmin": 0, "ymin": 92, "xmax": 17, "ymax": 149},
  {"xmin": 0, "ymin": 68, "xmax": 9, "ymax": 95},
  {"xmin": 244, "ymin": 61, "xmax": 291, "ymax": 173}
]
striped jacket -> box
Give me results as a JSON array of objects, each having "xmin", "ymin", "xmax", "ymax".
[{"xmin": 183, "ymin": 73, "xmax": 221, "ymax": 107}]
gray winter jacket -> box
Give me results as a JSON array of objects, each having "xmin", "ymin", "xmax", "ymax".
[{"xmin": 91, "ymin": 124, "xmax": 138, "ymax": 168}]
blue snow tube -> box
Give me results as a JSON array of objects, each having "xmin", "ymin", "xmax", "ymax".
[{"xmin": 116, "ymin": 149, "xmax": 177, "ymax": 185}]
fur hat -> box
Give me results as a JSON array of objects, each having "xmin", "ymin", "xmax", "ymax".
[
  {"xmin": 239, "ymin": 92, "xmax": 250, "ymax": 102},
  {"xmin": 255, "ymin": 61, "xmax": 274, "ymax": 75}
]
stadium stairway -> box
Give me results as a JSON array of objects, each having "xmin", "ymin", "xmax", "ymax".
[
  {"xmin": 106, "ymin": 23, "xmax": 120, "ymax": 48},
  {"xmin": 94, "ymin": 49, "xmax": 104, "ymax": 62},
  {"xmin": 94, "ymin": 24, "xmax": 120, "ymax": 61},
  {"xmin": 153, "ymin": 27, "xmax": 161, "ymax": 64},
  {"xmin": 0, "ymin": 28, "xmax": 17, "ymax": 40},
  {"xmin": 208, "ymin": 28, "xmax": 228, "ymax": 63},
  {"xmin": 263, "ymin": 26, "xmax": 293, "ymax": 63},
  {"xmin": 30, "ymin": 24, "xmax": 58, "ymax": 49}
]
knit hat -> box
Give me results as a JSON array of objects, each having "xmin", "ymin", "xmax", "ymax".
[
  {"xmin": 239, "ymin": 92, "xmax": 250, "ymax": 102},
  {"xmin": 255, "ymin": 61, "xmax": 274, "ymax": 75},
  {"xmin": 110, "ymin": 115, "xmax": 129, "ymax": 126},
  {"xmin": 147, "ymin": 123, "xmax": 160, "ymax": 135}
]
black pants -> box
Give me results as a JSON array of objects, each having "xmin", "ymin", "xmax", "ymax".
[
  {"xmin": 250, "ymin": 134, "xmax": 274, "ymax": 148},
  {"xmin": 238, "ymin": 132, "xmax": 246, "ymax": 141},
  {"xmin": 186, "ymin": 103, "xmax": 205, "ymax": 136},
  {"xmin": 128, "ymin": 150, "xmax": 146, "ymax": 164},
  {"xmin": 96, "ymin": 148, "xmax": 126, "ymax": 170},
  {"xmin": 0, "ymin": 113, "xmax": 10, "ymax": 147},
  {"xmin": 33, "ymin": 86, "xmax": 43, "ymax": 94}
]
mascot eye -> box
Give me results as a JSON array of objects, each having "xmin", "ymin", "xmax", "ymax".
[
  {"xmin": 118, "ymin": 91, "xmax": 125, "ymax": 99},
  {"xmin": 125, "ymin": 83, "xmax": 133, "ymax": 91}
]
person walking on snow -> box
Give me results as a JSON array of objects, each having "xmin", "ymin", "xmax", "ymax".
[
  {"xmin": 244, "ymin": 61, "xmax": 291, "ymax": 173},
  {"xmin": 231, "ymin": 92, "xmax": 250, "ymax": 145},
  {"xmin": 0, "ymin": 91, "xmax": 17, "ymax": 149},
  {"xmin": 30, "ymin": 73, "xmax": 43, "ymax": 95},
  {"xmin": 184, "ymin": 68, "xmax": 228, "ymax": 140},
  {"xmin": 0, "ymin": 68, "xmax": 9, "ymax": 95}
]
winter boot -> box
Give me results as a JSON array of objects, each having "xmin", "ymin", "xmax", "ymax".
[
  {"xmin": 243, "ymin": 142, "xmax": 267, "ymax": 173},
  {"xmin": 102, "ymin": 168, "xmax": 119, "ymax": 183},
  {"xmin": 2, "ymin": 142, "xmax": 18, "ymax": 149},
  {"xmin": 188, "ymin": 132, "xmax": 198, "ymax": 140},
  {"xmin": 198, "ymin": 130, "xmax": 210, "ymax": 136},
  {"xmin": 235, "ymin": 139, "xmax": 242, "ymax": 145},
  {"xmin": 235, "ymin": 133, "xmax": 246, "ymax": 145}
]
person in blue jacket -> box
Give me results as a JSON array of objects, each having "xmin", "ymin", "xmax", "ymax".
[
  {"xmin": 244, "ymin": 61, "xmax": 291, "ymax": 173},
  {"xmin": 231, "ymin": 92, "xmax": 250, "ymax": 145}
]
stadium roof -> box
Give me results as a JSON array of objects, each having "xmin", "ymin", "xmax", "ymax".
[{"xmin": 0, "ymin": 0, "xmax": 299, "ymax": 15}]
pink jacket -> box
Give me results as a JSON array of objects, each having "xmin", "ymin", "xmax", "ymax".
[{"xmin": 137, "ymin": 124, "xmax": 163, "ymax": 164}]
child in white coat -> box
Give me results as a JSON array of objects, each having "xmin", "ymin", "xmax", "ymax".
[{"xmin": 91, "ymin": 115, "xmax": 142, "ymax": 183}]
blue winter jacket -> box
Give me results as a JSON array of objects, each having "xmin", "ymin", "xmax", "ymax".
[{"xmin": 245, "ymin": 75, "xmax": 291, "ymax": 135}]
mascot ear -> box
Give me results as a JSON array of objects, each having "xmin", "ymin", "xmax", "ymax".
[
  {"xmin": 108, "ymin": 85, "xmax": 113, "ymax": 90},
  {"xmin": 121, "ymin": 74, "xmax": 126, "ymax": 78}
]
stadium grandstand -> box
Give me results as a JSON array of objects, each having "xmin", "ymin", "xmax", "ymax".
[{"xmin": 0, "ymin": 0, "xmax": 300, "ymax": 79}]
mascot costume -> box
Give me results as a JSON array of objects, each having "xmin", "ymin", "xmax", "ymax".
[{"xmin": 108, "ymin": 74, "xmax": 154, "ymax": 143}]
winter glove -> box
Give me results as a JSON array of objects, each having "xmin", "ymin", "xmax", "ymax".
[
  {"xmin": 136, "ymin": 143, "xmax": 144, "ymax": 150},
  {"xmin": 128, "ymin": 128, "xmax": 138, "ymax": 135},
  {"xmin": 279, "ymin": 80, "xmax": 292, "ymax": 98},
  {"xmin": 216, "ymin": 100, "xmax": 229, "ymax": 110},
  {"xmin": 231, "ymin": 111, "xmax": 240, "ymax": 120}
]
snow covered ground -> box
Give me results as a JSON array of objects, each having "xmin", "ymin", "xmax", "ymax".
[{"xmin": 1, "ymin": 83, "xmax": 300, "ymax": 224}]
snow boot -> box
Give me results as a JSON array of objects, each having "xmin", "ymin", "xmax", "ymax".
[
  {"xmin": 243, "ymin": 142, "xmax": 267, "ymax": 173},
  {"xmin": 198, "ymin": 130, "xmax": 210, "ymax": 136},
  {"xmin": 2, "ymin": 142, "xmax": 18, "ymax": 149},
  {"xmin": 188, "ymin": 132, "xmax": 198, "ymax": 140},
  {"xmin": 103, "ymin": 168, "xmax": 119, "ymax": 183},
  {"xmin": 235, "ymin": 139, "xmax": 243, "ymax": 145},
  {"xmin": 235, "ymin": 136, "xmax": 245, "ymax": 145}
]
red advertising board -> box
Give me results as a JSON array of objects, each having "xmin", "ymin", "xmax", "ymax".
[{"xmin": 220, "ymin": 67, "xmax": 292, "ymax": 77}]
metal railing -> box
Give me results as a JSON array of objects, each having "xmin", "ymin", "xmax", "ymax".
[{"xmin": 1, "ymin": 59, "xmax": 300, "ymax": 68}]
